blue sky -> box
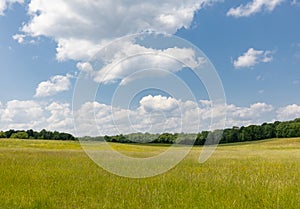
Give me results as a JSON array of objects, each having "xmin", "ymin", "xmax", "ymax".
[{"xmin": 0, "ymin": 0, "xmax": 299, "ymax": 136}]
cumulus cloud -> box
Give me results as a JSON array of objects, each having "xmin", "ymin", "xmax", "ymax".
[
  {"xmin": 0, "ymin": 0, "xmax": 23, "ymax": 15},
  {"xmin": 76, "ymin": 62, "xmax": 94, "ymax": 75},
  {"xmin": 34, "ymin": 74, "xmax": 72, "ymax": 98},
  {"xmin": 93, "ymin": 42, "xmax": 206, "ymax": 84},
  {"xmin": 13, "ymin": 0, "xmax": 217, "ymax": 88},
  {"xmin": 17, "ymin": 0, "xmax": 219, "ymax": 61},
  {"xmin": 74, "ymin": 98, "xmax": 183, "ymax": 136},
  {"xmin": 1, "ymin": 97, "xmax": 299, "ymax": 136},
  {"xmin": 277, "ymin": 104, "xmax": 300, "ymax": 121},
  {"xmin": 230, "ymin": 102, "xmax": 273, "ymax": 121},
  {"xmin": 46, "ymin": 102, "xmax": 73, "ymax": 131},
  {"xmin": 1, "ymin": 100, "xmax": 43, "ymax": 121},
  {"xmin": 139, "ymin": 95, "xmax": 178, "ymax": 112},
  {"xmin": 0, "ymin": 100, "xmax": 44, "ymax": 130},
  {"xmin": 227, "ymin": 0, "xmax": 284, "ymax": 17},
  {"xmin": 74, "ymin": 102, "xmax": 114, "ymax": 136},
  {"xmin": 0, "ymin": 100, "xmax": 74, "ymax": 133},
  {"xmin": 12, "ymin": 34, "xmax": 26, "ymax": 43},
  {"xmin": 233, "ymin": 48, "xmax": 274, "ymax": 69},
  {"xmin": 73, "ymin": 96, "xmax": 276, "ymax": 136}
]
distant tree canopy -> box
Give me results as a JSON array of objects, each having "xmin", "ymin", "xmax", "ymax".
[
  {"xmin": 0, "ymin": 129, "xmax": 76, "ymax": 141},
  {"xmin": 10, "ymin": 131, "xmax": 29, "ymax": 139},
  {"xmin": 0, "ymin": 131, "xmax": 6, "ymax": 138},
  {"xmin": 193, "ymin": 118, "xmax": 300, "ymax": 145},
  {"xmin": 2, "ymin": 118, "xmax": 300, "ymax": 144},
  {"xmin": 82, "ymin": 118, "xmax": 300, "ymax": 145}
]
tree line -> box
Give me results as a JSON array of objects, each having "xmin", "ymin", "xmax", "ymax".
[
  {"xmin": 82, "ymin": 118, "xmax": 300, "ymax": 145},
  {"xmin": 216, "ymin": 118, "xmax": 300, "ymax": 144},
  {"xmin": 2, "ymin": 118, "xmax": 300, "ymax": 144},
  {"xmin": 0, "ymin": 129, "xmax": 76, "ymax": 141}
]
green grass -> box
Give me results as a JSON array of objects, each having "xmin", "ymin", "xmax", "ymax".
[{"xmin": 0, "ymin": 138, "xmax": 300, "ymax": 208}]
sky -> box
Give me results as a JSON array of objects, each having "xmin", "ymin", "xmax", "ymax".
[{"xmin": 0, "ymin": 0, "xmax": 299, "ymax": 136}]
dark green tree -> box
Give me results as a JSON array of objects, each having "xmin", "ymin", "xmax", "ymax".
[
  {"xmin": 0, "ymin": 131, "xmax": 6, "ymax": 138},
  {"xmin": 10, "ymin": 131, "xmax": 29, "ymax": 139}
]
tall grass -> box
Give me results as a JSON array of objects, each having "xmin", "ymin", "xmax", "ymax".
[{"xmin": 0, "ymin": 138, "xmax": 299, "ymax": 208}]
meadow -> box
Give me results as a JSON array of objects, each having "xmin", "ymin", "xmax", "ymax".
[{"xmin": 0, "ymin": 138, "xmax": 300, "ymax": 208}]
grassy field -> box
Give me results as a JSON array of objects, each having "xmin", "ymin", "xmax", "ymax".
[{"xmin": 0, "ymin": 138, "xmax": 300, "ymax": 208}]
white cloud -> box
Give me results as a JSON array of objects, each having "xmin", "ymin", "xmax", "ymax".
[
  {"xmin": 227, "ymin": 0, "xmax": 284, "ymax": 17},
  {"xmin": 233, "ymin": 48, "xmax": 274, "ymax": 69},
  {"xmin": 277, "ymin": 104, "xmax": 300, "ymax": 121},
  {"xmin": 19, "ymin": 0, "xmax": 219, "ymax": 61},
  {"xmin": 14, "ymin": 1, "xmax": 218, "ymax": 87},
  {"xmin": 231, "ymin": 102, "xmax": 273, "ymax": 121},
  {"xmin": 0, "ymin": 100, "xmax": 74, "ymax": 133},
  {"xmin": 45, "ymin": 102, "xmax": 73, "ymax": 131},
  {"xmin": 1, "ymin": 98, "xmax": 298, "ymax": 137},
  {"xmin": 93, "ymin": 42, "xmax": 206, "ymax": 84},
  {"xmin": 12, "ymin": 34, "xmax": 25, "ymax": 43},
  {"xmin": 0, "ymin": 0, "xmax": 23, "ymax": 15},
  {"xmin": 1, "ymin": 100, "xmax": 43, "ymax": 121},
  {"xmin": 34, "ymin": 74, "xmax": 72, "ymax": 98},
  {"xmin": 73, "ymin": 96, "xmax": 276, "ymax": 136},
  {"xmin": 74, "ymin": 102, "xmax": 119, "ymax": 136},
  {"xmin": 76, "ymin": 62, "xmax": 94, "ymax": 75},
  {"xmin": 74, "ymin": 98, "xmax": 201, "ymax": 136},
  {"xmin": 0, "ymin": 100, "xmax": 44, "ymax": 130},
  {"xmin": 139, "ymin": 95, "xmax": 179, "ymax": 112}
]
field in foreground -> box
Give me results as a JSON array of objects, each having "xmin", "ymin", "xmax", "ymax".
[{"xmin": 0, "ymin": 138, "xmax": 300, "ymax": 208}]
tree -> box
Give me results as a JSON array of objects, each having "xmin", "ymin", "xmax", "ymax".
[
  {"xmin": 294, "ymin": 118, "xmax": 300, "ymax": 123},
  {"xmin": 38, "ymin": 129, "xmax": 54, "ymax": 139},
  {"xmin": 261, "ymin": 123, "xmax": 275, "ymax": 139},
  {"xmin": 57, "ymin": 132, "xmax": 76, "ymax": 140},
  {"xmin": 10, "ymin": 131, "xmax": 29, "ymax": 139},
  {"xmin": 177, "ymin": 133, "xmax": 197, "ymax": 145},
  {"xmin": 5, "ymin": 129, "xmax": 16, "ymax": 138},
  {"xmin": 0, "ymin": 131, "xmax": 6, "ymax": 138},
  {"xmin": 195, "ymin": 131, "xmax": 209, "ymax": 145},
  {"xmin": 26, "ymin": 129, "xmax": 39, "ymax": 139},
  {"xmin": 206, "ymin": 130, "xmax": 223, "ymax": 145},
  {"xmin": 239, "ymin": 126, "xmax": 251, "ymax": 141},
  {"xmin": 221, "ymin": 127, "xmax": 240, "ymax": 143}
]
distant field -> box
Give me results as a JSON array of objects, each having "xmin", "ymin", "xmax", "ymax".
[{"xmin": 0, "ymin": 138, "xmax": 300, "ymax": 208}]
